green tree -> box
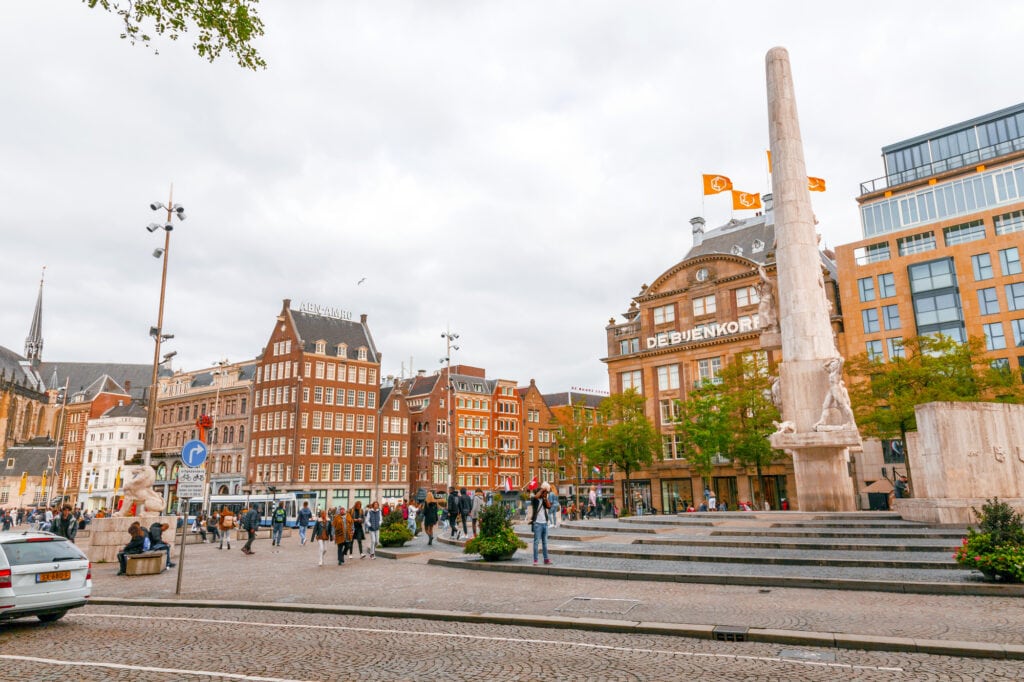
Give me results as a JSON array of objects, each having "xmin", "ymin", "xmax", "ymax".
[
  {"xmin": 583, "ymin": 390, "xmax": 661, "ymax": 512},
  {"xmin": 846, "ymin": 334, "xmax": 1024, "ymax": 487},
  {"xmin": 85, "ymin": 0, "xmax": 266, "ymax": 70},
  {"xmin": 552, "ymin": 399, "xmax": 598, "ymax": 512},
  {"xmin": 675, "ymin": 353, "xmax": 781, "ymax": 508}
]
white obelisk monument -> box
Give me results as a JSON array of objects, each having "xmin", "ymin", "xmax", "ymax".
[{"xmin": 766, "ymin": 47, "xmax": 858, "ymax": 511}]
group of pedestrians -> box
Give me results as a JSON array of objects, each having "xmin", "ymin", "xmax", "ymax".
[
  {"xmin": 445, "ymin": 486, "xmax": 486, "ymax": 540},
  {"xmin": 308, "ymin": 500, "xmax": 383, "ymax": 566}
]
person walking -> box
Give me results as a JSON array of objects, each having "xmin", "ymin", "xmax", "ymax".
[
  {"xmin": 446, "ymin": 487, "xmax": 461, "ymax": 539},
  {"xmin": 217, "ymin": 506, "xmax": 234, "ymax": 550},
  {"xmin": 530, "ymin": 482, "xmax": 553, "ymax": 566},
  {"xmin": 422, "ymin": 493, "xmax": 439, "ymax": 545},
  {"xmin": 406, "ymin": 499, "xmax": 418, "ymax": 536},
  {"xmin": 549, "ymin": 486, "xmax": 561, "ymax": 528},
  {"xmin": 271, "ymin": 501, "xmax": 286, "ymax": 546},
  {"xmin": 332, "ymin": 506, "xmax": 352, "ymax": 565},
  {"xmin": 241, "ymin": 504, "xmax": 261, "ymax": 555},
  {"xmin": 296, "ymin": 501, "xmax": 313, "ymax": 545},
  {"xmin": 470, "ymin": 490, "xmax": 485, "ymax": 538},
  {"xmin": 312, "ymin": 511, "xmax": 332, "ymax": 566},
  {"xmin": 51, "ymin": 505, "xmax": 79, "ymax": 543},
  {"xmin": 350, "ymin": 501, "xmax": 366, "ymax": 558},
  {"xmin": 458, "ymin": 488, "xmax": 472, "ymax": 539},
  {"xmin": 364, "ymin": 501, "xmax": 382, "ymax": 559}
]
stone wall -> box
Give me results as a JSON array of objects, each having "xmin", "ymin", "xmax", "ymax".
[{"xmin": 894, "ymin": 401, "xmax": 1024, "ymax": 524}]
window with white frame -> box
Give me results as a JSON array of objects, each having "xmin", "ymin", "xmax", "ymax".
[{"xmin": 692, "ymin": 295, "xmax": 716, "ymax": 316}]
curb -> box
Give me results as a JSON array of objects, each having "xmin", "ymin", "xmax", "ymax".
[
  {"xmin": 86, "ymin": 596, "xmax": 1024, "ymax": 661},
  {"xmin": 425, "ymin": 556, "xmax": 1024, "ymax": 598}
]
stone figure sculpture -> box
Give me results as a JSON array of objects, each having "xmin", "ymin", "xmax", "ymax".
[
  {"xmin": 770, "ymin": 375, "xmax": 782, "ymax": 411},
  {"xmin": 756, "ymin": 266, "xmax": 778, "ymax": 332},
  {"xmin": 112, "ymin": 465, "xmax": 165, "ymax": 517},
  {"xmin": 813, "ymin": 358, "xmax": 856, "ymax": 431}
]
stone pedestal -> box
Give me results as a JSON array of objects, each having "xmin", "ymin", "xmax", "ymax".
[
  {"xmin": 771, "ymin": 429, "xmax": 859, "ymax": 512},
  {"xmin": 896, "ymin": 401, "xmax": 1024, "ymax": 524},
  {"xmin": 83, "ymin": 515, "xmax": 178, "ymax": 564}
]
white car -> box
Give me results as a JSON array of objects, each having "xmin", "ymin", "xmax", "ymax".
[{"xmin": 0, "ymin": 531, "xmax": 91, "ymax": 622}]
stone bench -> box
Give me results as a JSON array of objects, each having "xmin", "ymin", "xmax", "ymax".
[{"xmin": 125, "ymin": 551, "xmax": 166, "ymax": 576}]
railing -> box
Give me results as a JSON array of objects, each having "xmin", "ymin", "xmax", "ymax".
[{"xmin": 860, "ymin": 137, "xmax": 1024, "ymax": 195}]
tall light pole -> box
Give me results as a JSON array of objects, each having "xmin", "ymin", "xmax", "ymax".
[
  {"xmin": 141, "ymin": 189, "xmax": 186, "ymax": 467},
  {"xmin": 202, "ymin": 359, "xmax": 229, "ymax": 514},
  {"xmin": 440, "ymin": 329, "xmax": 459, "ymax": 488}
]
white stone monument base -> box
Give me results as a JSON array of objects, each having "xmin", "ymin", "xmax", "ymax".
[
  {"xmin": 895, "ymin": 497, "xmax": 1024, "ymax": 525},
  {"xmin": 81, "ymin": 515, "xmax": 178, "ymax": 564},
  {"xmin": 787, "ymin": 446, "xmax": 858, "ymax": 512}
]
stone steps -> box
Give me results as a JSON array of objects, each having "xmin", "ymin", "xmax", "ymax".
[
  {"xmin": 713, "ymin": 529, "xmax": 966, "ymax": 539},
  {"xmin": 634, "ymin": 537, "xmax": 958, "ymax": 553}
]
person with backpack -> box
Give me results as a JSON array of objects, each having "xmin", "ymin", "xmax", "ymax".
[
  {"xmin": 458, "ymin": 488, "xmax": 472, "ymax": 539},
  {"xmin": 312, "ymin": 510, "xmax": 332, "ymax": 566},
  {"xmin": 296, "ymin": 501, "xmax": 313, "ymax": 546},
  {"xmin": 241, "ymin": 504, "xmax": 261, "ymax": 555},
  {"xmin": 218, "ymin": 506, "xmax": 234, "ymax": 550},
  {"xmin": 271, "ymin": 501, "xmax": 287, "ymax": 546},
  {"xmin": 447, "ymin": 487, "xmax": 461, "ymax": 540}
]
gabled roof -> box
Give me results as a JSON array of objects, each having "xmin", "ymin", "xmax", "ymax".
[
  {"xmin": 101, "ymin": 401, "xmax": 147, "ymax": 419},
  {"xmin": 404, "ymin": 374, "xmax": 439, "ymax": 397},
  {"xmin": 450, "ymin": 373, "xmax": 493, "ymax": 395},
  {"xmin": 40, "ymin": 361, "xmax": 155, "ymax": 400},
  {"xmin": 542, "ymin": 392, "xmax": 605, "ymax": 410},
  {"xmin": 289, "ymin": 307, "xmax": 379, "ymax": 363},
  {"xmin": 686, "ymin": 214, "xmax": 775, "ymax": 264},
  {"xmin": 379, "ymin": 385, "xmax": 394, "ymax": 405},
  {"xmin": 74, "ymin": 375, "xmax": 129, "ymax": 403},
  {"xmin": 3, "ymin": 439, "xmax": 61, "ymax": 477}
]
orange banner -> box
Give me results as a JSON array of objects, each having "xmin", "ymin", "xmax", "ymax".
[
  {"xmin": 731, "ymin": 190, "xmax": 762, "ymax": 210},
  {"xmin": 808, "ymin": 176, "xmax": 826, "ymax": 192},
  {"xmin": 766, "ymin": 150, "xmax": 772, "ymax": 174},
  {"xmin": 702, "ymin": 174, "xmax": 733, "ymax": 195}
]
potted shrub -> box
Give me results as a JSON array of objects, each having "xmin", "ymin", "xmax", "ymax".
[
  {"xmin": 465, "ymin": 493, "xmax": 527, "ymax": 561},
  {"xmin": 954, "ymin": 498, "xmax": 1024, "ymax": 583},
  {"xmin": 379, "ymin": 509, "xmax": 414, "ymax": 548}
]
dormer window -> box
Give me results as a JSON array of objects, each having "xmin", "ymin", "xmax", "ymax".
[
  {"xmin": 357, "ymin": 347, "xmax": 368, "ymax": 361},
  {"xmin": 731, "ymin": 245, "xmax": 744, "ymax": 256},
  {"xmin": 752, "ymin": 239, "xmax": 765, "ymax": 253},
  {"xmin": 336, "ymin": 343, "xmax": 348, "ymax": 358},
  {"xmin": 315, "ymin": 340, "xmax": 326, "ymax": 354}
]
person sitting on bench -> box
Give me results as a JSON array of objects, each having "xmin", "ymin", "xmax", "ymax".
[
  {"xmin": 116, "ymin": 522, "xmax": 147, "ymax": 576},
  {"xmin": 148, "ymin": 521, "xmax": 176, "ymax": 569}
]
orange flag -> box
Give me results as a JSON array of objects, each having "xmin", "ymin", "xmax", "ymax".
[
  {"xmin": 702, "ymin": 174, "xmax": 733, "ymax": 195},
  {"xmin": 808, "ymin": 176, "xmax": 826, "ymax": 192},
  {"xmin": 766, "ymin": 150, "xmax": 772, "ymax": 174},
  {"xmin": 731, "ymin": 190, "xmax": 762, "ymax": 210}
]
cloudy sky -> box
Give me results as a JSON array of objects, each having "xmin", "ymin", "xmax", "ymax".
[{"xmin": 2, "ymin": 1, "xmax": 1022, "ymax": 393}]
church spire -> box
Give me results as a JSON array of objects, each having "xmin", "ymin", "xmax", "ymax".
[{"xmin": 25, "ymin": 266, "xmax": 44, "ymax": 366}]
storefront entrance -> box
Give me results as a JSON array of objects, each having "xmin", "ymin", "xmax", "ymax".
[
  {"xmin": 624, "ymin": 479, "xmax": 653, "ymax": 516},
  {"xmin": 712, "ymin": 476, "xmax": 738, "ymax": 510},
  {"xmin": 759, "ymin": 474, "xmax": 788, "ymax": 510},
  {"xmin": 660, "ymin": 478, "xmax": 692, "ymax": 514}
]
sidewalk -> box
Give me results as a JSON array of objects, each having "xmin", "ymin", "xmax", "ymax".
[{"xmin": 89, "ymin": 526, "xmax": 1024, "ymax": 659}]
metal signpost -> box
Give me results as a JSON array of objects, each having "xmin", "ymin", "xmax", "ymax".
[{"xmin": 175, "ymin": 440, "xmax": 207, "ymax": 595}]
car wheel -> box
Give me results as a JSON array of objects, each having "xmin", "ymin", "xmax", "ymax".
[{"xmin": 37, "ymin": 611, "xmax": 66, "ymax": 623}]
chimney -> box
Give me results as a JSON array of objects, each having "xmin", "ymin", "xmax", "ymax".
[
  {"xmin": 360, "ymin": 313, "xmax": 367, "ymax": 324},
  {"xmin": 762, "ymin": 193, "xmax": 774, "ymax": 226},
  {"xmin": 690, "ymin": 217, "xmax": 706, "ymax": 246},
  {"xmin": 417, "ymin": 369, "xmax": 426, "ymax": 377},
  {"xmin": 283, "ymin": 298, "xmax": 291, "ymax": 312},
  {"xmin": 124, "ymin": 380, "xmax": 131, "ymax": 394}
]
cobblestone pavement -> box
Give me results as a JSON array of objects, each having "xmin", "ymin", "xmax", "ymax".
[
  {"xmin": 1, "ymin": 604, "xmax": 1022, "ymax": 681},
  {"xmin": 86, "ymin": 530, "xmax": 1024, "ymax": 647}
]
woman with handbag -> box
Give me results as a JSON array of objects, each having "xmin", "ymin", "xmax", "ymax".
[
  {"xmin": 350, "ymin": 501, "xmax": 366, "ymax": 558},
  {"xmin": 312, "ymin": 510, "xmax": 332, "ymax": 566}
]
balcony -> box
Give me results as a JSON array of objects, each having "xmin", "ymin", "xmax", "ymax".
[{"xmin": 860, "ymin": 136, "xmax": 1024, "ymax": 196}]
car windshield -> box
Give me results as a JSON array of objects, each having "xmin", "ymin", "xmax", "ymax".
[{"xmin": 1, "ymin": 539, "xmax": 87, "ymax": 566}]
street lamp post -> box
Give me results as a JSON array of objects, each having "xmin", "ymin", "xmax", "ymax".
[
  {"xmin": 440, "ymin": 329, "xmax": 459, "ymax": 488},
  {"xmin": 202, "ymin": 359, "xmax": 229, "ymax": 515},
  {"xmin": 141, "ymin": 189, "xmax": 186, "ymax": 467}
]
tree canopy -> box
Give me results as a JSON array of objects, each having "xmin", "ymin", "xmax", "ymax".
[
  {"xmin": 85, "ymin": 0, "xmax": 266, "ymax": 70},
  {"xmin": 846, "ymin": 334, "xmax": 1024, "ymax": 443},
  {"xmin": 583, "ymin": 390, "xmax": 661, "ymax": 492}
]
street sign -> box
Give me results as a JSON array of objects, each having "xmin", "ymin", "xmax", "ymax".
[
  {"xmin": 176, "ymin": 468, "xmax": 206, "ymax": 498},
  {"xmin": 181, "ymin": 439, "xmax": 208, "ymax": 467}
]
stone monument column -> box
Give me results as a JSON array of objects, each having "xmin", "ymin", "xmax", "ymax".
[{"xmin": 766, "ymin": 46, "xmax": 858, "ymax": 511}]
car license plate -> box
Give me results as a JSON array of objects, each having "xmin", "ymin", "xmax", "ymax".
[{"xmin": 37, "ymin": 571, "xmax": 71, "ymax": 583}]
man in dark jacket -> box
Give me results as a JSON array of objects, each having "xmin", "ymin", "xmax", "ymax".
[
  {"xmin": 148, "ymin": 521, "xmax": 175, "ymax": 569},
  {"xmin": 446, "ymin": 487, "xmax": 461, "ymax": 539},
  {"xmin": 51, "ymin": 505, "xmax": 79, "ymax": 543},
  {"xmin": 241, "ymin": 505, "xmax": 261, "ymax": 555},
  {"xmin": 458, "ymin": 488, "xmax": 472, "ymax": 539}
]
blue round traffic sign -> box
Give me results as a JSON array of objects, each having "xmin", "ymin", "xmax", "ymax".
[{"xmin": 181, "ymin": 439, "xmax": 208, "ymax": 467}]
